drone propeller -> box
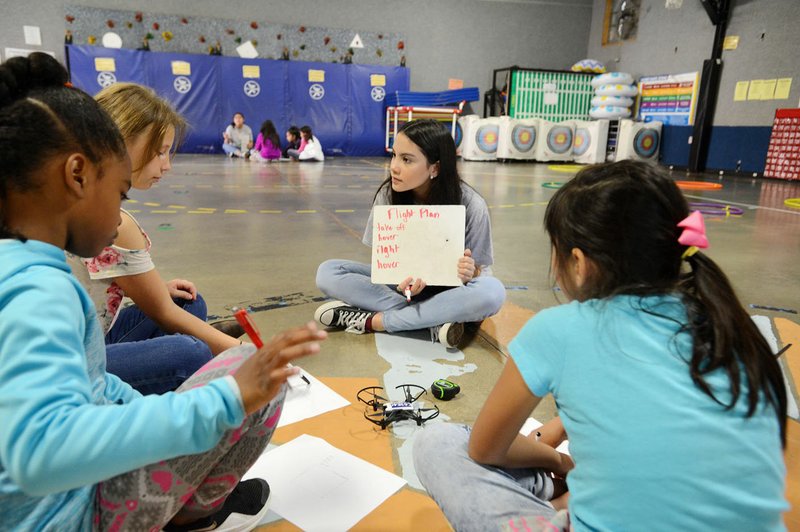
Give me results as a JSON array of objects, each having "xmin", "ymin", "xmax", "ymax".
[
  {"xmin": 417, "ymin": 406, "xmax": 440, "ymax": 423},
  {"xmin": 363, "ymin": 409, "xmax": 390, "ymax": 429},
  {"xmin": 357, "ymin": 386, "xmax": 388, "ymax": 411},
  {"xmin": 396, "ymin": 384, "xmax": 427, "ymax": 403}
]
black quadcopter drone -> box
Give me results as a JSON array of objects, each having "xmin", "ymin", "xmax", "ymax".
[{"xmin": 357, "ymin": 384, "xmax": 440, "ymax": 430}]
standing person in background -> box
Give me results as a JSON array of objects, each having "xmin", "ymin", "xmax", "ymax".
[
  {"xmin": 251, "ymin": 119, "xmax": 282, "ymax": 162},
  {"xmin": 287, "ymin": 125, "xmax": 325, "ymax": 162},
  {"xmin": 222, "ymin": 112, "xmax": 252, "ymax": 158}
]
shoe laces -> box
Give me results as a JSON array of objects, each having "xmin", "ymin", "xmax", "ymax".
[
  {"xmin": 336, "ymin": 308, "xmax": 371, "ymax": 334},
  {"xmin": 429, "ymin": 324, "xmax": 444, "ymax": 343}
]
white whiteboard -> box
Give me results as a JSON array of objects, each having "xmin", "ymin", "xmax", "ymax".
[{"xmin": 370, "ymin": 205, "xmax": 465, "ymax": 287}]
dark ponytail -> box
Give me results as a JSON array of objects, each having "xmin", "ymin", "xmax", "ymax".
[
  {"xmin": 545, "ymin": 160, "xmax": 787, "ymax": 446},
  {"xmin": 680, "ymin": 252, "xmax": 787, "ymax": 445},
  {"xmin": 300, "ymin": 125, "xmax": 315, "ymax": 142},
  {"xmin": 0, "ymin": 52, "xmax": 126, "ymax": 239}
]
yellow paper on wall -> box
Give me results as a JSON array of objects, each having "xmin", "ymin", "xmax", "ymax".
[
  {"xmin": 734, "ymin": 81, "xmax": 749, "ymax": 101},
  {"xmin": 775, "ymin": 78, "xmax": 792, "ymax": 100},
  {"xmin": 242, "ymin": 65, "xmax": 260, "ymax": 78},
  {"xmin": 723, "ymin": 35, "xmax": 739, "ymax": 50},
  {"xmin": 94, "ymin": 57, "xmax": 116, "ymax": 72},
  {"xmin": 448, "ymin": 78, "xmax": 464, "ymax": 90},
  {"xmin": 171, "ymin": 61, "xmax": 191, "ymax": 76},
  {"xmin": 761, "ymin": 79, "xmax": 776, "ymax": 100},
  {"xmin": 370, "ymin": 74, "xmax": 386, "ymax": 87},
  {"xmin": 308, "ymin": 69, "xmax": 325, "ymax": 83},
  {"xmin": 748, "ymin": 80, "xmax": 763, "ymax": 100}
]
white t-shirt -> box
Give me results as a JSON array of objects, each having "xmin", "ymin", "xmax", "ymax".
[{"xmin": 299, "ymin": 137, "xmax": 324, "ymax": 161}]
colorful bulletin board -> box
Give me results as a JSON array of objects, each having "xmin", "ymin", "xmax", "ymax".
[
  {"xmin": 764, "ymin": 108, "xmax": 800, "ymax": 181},
  {"xmin": 637, "ymin": 72, "xmax": 700, "ymax": 126}
]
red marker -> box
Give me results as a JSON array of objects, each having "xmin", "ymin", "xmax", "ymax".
[{"xmin": 233, "ymin": 307, "xmax": 263, "ymax": 348}]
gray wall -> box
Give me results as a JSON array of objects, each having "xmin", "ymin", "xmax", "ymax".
[
  {"xmin": 586, "ymin": 0, "xmax": 800, "ymax": 127},
  {"xmin": 0, "ymin": 0, "xmax": 593, "ymax": 103}
]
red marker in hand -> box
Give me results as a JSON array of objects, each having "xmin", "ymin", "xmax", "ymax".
[{"xmin": 233, "ymin": 307, "xmax": 263, "ymax": 348}]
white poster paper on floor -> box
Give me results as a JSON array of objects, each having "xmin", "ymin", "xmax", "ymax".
[
  {"xmin": 278, "ymin": 367, "xmax": 351, "ymax": 428},
  {"xmin": 244, "ymin": 434, "xmax": 407, "ymax": 531}
]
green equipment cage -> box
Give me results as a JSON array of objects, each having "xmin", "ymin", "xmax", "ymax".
[{"xmin": 485, "ymin": 67, "xmax": 595, "ymax": 121}]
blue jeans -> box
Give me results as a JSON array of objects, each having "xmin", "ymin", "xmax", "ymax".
[
  {"xmin": 315, "ymin": 259, "xmax": 506, "ymax": 332},
  {"xmin": 413, "ymin": 423, "xmax": 556, "ymax": 532},
  {"xmin": 221, "ymin": 143, "xmax": 244, "ymax": 156},
  {"xmin": 105, "ymin": 294, "xmax": 213, "ymax": 395}
]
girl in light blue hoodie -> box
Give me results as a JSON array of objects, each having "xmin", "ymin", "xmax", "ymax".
[{"xmin": 0, "ymin": 53, "xmax": 325, "ymax": 531}]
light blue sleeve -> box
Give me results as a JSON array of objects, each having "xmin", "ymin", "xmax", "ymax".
[
  {"xmin": 104, "ymin": 371, "xmax": 141, "ymax": 404},
  {"xmin": 508, "ymin": 305, "xmax": 568, "ymax": 398},
  {"xmin": 0, "ymin": 272, "xmax": 245, "ymax": 497}
]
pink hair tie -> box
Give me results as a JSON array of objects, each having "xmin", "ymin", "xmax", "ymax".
[{"xmin": 677, "ymin": 211, "xmax": 708, "ymax": 259}]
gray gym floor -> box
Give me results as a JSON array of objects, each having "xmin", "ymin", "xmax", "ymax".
[{"xmin": 129, "ymin": 153, "xmax": 800, "ymax": 442}]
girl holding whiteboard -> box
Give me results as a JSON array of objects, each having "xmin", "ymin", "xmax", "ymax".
[{"xmin": 314, "ymin": 119, "xmax": 505, "ymax": 348}]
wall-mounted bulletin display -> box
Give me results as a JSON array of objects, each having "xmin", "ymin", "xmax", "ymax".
[{"xmin": 637, "ymin": 72, "xmax": 699, "ymax": 125}]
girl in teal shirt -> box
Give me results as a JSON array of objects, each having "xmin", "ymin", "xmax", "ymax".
[{"xmin": 415, "ymin": 161, "xmax": 787, "ymax": 531}]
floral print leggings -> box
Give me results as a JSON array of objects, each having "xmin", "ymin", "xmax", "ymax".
[{"xmin": 95, "ymin": 344, "xmax": 283, "ymax": 531}]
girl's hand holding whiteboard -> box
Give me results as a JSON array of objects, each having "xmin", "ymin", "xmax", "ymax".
[
  {"xmin": 397, "ymin": 277, "xmax": 427, "ymax": 299},
  {"xmin": 457, "ymin": 249, "xmax": 477, "ymax": 284}
]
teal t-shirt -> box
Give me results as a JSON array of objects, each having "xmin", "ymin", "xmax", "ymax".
[{"xmin": 509, "ymin": 295, "xmax": 786, "ymax": 532}]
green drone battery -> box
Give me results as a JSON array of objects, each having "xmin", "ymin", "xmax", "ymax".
[{"xmin": 431, "ymin": 379, "xmax": 460, "ymax": 401}]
